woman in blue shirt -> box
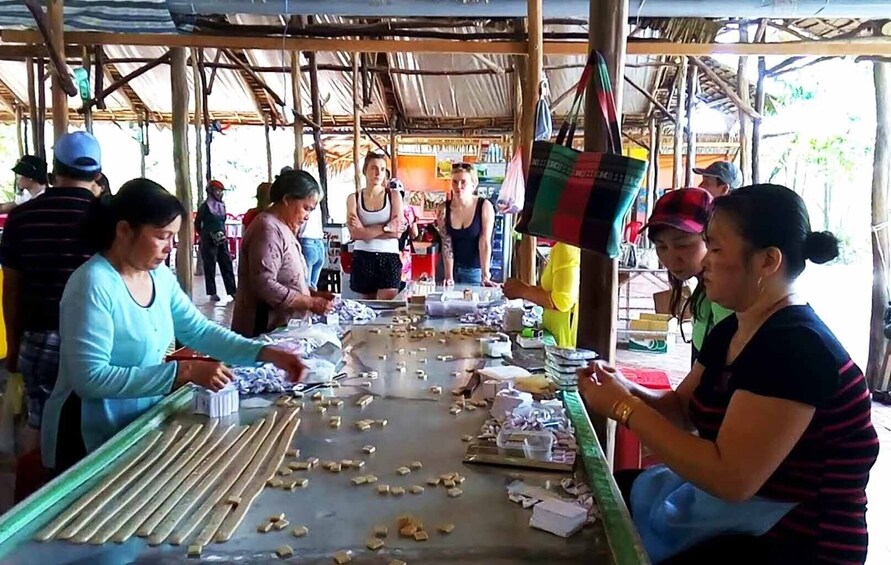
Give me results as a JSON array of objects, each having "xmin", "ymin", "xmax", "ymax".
[{"xmin": 42, "ymin": 179, "xmax": 306, "ymax": 474}]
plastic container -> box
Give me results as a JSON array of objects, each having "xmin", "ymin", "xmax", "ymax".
[{"xmin": 496, "ymin": 429, "xmax": 554, "ymax": 461}]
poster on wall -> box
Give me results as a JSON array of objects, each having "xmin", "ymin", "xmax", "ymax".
[{"xmin": 434, "ymin": 150, "xmax": 464, "ymax": 179}]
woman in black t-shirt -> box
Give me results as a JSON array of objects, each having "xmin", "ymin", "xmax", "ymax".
[{"xmin": 579, "ymin": 184, "xmax": 878, "ymax": 564}]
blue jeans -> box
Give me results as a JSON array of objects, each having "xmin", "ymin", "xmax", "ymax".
[
  {"xmin": 455, "ymin": 266, "xmax": 482, "ymax": 285},
  {"xmin": 300, "ymin": 238, "xmax": 326, "ymax": 289}
]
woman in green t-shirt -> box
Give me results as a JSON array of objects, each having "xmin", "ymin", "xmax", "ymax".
[{"xmin": 645, "ymin": 188, "xmax": 733, "ymax": 364}]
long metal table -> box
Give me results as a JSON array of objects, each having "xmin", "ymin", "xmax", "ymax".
[{"xmin": 0, "ymin": 316, "xmax": 647, "ymax": 564}]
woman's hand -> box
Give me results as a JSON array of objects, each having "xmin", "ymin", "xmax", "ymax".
[
  {"xmin": 309, "ymin": 297, "xmax": 334, "ymax": 315},
  {"xmin": 578, "ymin": 362, "xmax": 634, "ymax": 419},
  {"xmin": 311, "ymin": 290, "xmax": 336, "ymax": 301},
  {"xmin": 348, "ymin": 214, "xmax": 362, "ymax": 230},
  {"xmin": 502, "ymin": 278, "xmax": 528, "ymax": 300},
  {"xmin": 176, "ymin": 360, "xmax": 234, "ymax": 392},
  {"xmin": 258, "ymin": 347, "xmax": 308, "ymax": 383}
]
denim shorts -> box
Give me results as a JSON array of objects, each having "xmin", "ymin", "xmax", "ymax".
[
  {"xmin": 455, "ymin": 266, "xmax": 482, "ymax": 285},
  {"xmin": 18, "ymin": 330, "xmax": 61, "ymax": 429}
]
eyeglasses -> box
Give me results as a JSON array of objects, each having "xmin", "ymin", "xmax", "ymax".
[{"xmin": 451, "ymin": 163, "xmax": 473, "ymax": 172}]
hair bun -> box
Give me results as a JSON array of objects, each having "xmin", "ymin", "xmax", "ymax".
[{"xmin": 804, "ymin": 231, "xmax": 840, "ymax": 264}]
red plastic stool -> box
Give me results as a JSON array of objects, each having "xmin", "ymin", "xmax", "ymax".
[{"xmin": 614, "ymin": 366, "xmax": 671, "ymax": 471}]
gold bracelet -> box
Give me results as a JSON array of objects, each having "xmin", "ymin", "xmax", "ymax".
[{"xmin": 611, "ymin": 396, "xmax": 643, "ymax": 427}]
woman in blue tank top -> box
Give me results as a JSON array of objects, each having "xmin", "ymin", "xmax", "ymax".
[{"xmin": 436, "ymin": 163, "xmax": 496, "ymax": 286}]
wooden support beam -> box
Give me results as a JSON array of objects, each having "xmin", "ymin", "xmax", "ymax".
[
  {"xmin": 753, "ymin": 56, "xmax": 766, "ymax": 184},
  {"xmin": 190, "ymin": 47, "xmax": 205, "ymax": 278},
  {"xmin": 6, "ymin": 29, "xmax": 891, "ymax": 56},
  {"xmin": 170, "ymin": 47, "xmax": 193, "ymax": 295},
  {"xmin": 353, "ymin": 53, "xmax": 362, "ymax": 192},
  {"xmin": 737, "ymin": 23, "xmax": 752, "ymax": 185},
  {"xmin": 518, "ymin": 0, "xmax": 543, "ymax": 286},
  {"xmin": 672, "ymin": 57, "xmax": 688, "ymax": 189},
  {"xmin": 265, "ymin": 119, "xmax": 273, "ymax": 182},
  {"xmin": 26, "ymin": 57, "xmax": 39, "ymax": 158},
  {"xmin": 197, "ymin": 49, "xmax": 212, "ymax": 183},
  {"xmin": 647, "ymin": 116, "xmax": 658, "ymax": 223},
  {"xmin": 869, "ymin": 60, "xmax": 891, "ymax": 391},
  {"xmin": 21, "ymin": 0, "xmax": 77, "ymax": 98},
  {"xmin": 689, "ymin": 56, "xmax": 762, "ymax": 122},
  {"xmin": 307, "ymin": 50, "xmax": 329, "ymax": 223},
  {"xmin": 93, "ymin": 46, "xmax": 105, "ymax": 110},
  {"xmin": 389, "ymin": 115, "xmax": 398, "ymax": 175},
  {"xmin": 625, "ymin": 74, "xmax": 677, "ymax": 125},
  {"xmin": 291, "ymin": 51, "xmax": 303, "ymax": 169},
  {"xmin": 578, "ymin": 0, "xmax": 627, "ymax": 462},
  {"xmin": 46, "ymin": 0, "xmax": 68, "ymax": 141},
  {"xmin": 36, "ymin": 58, "xmax": 46, "ymax": 157},
  {"xmin": 15, "ymin": 104, "xmax": 24, "ymax": 157},
  {"xmin": 221, "ymin": 48, "xmax": 283, "ymax": 125},
  {"xmin": 81, "ymin": 46, "xmax": 93, "ymax": 133},
  {"xmin": 685, "ymin": 62, "xmax": 698, "ymax": 186},
  {"xmin": 83, "ymin": 52, "xmax": 170, "ymax": 111},
  {"xmin": 770, "ymin": 55, "xmax": 838, "ymax": 77}
]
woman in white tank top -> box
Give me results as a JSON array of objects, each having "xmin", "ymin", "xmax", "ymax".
[{"xmin": 345, "ymin": 153, "xmax": 404, "ymax": 299}]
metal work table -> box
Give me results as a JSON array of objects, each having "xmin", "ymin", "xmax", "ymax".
[{"xmin": 0, "ymin": 316, "xmax": 647, "ymax": 564}]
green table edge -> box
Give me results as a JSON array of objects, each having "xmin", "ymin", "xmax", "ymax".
[
  {"xmin": 564, "ymin": 391, "xmax": 650, "ymax": 565},
  {"xmin": 0, "ymin": 385, "xmax": 194, "ymax": 553}
]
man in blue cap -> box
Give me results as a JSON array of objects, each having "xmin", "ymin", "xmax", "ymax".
[
  {"xmin": 0, "ymin": 131, "xmax": 103, "ymax": 450},
  {"xmin": 693, "ymin": 160, "xmax": 743, "ymax": 198}
]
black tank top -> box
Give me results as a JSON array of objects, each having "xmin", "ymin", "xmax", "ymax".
[{"xmin": 446, "ymin": 198, "xmax": 484, "ymax": 269}]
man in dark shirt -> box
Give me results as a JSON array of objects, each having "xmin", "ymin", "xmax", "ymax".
[{"xmin": 0, "ymin": 131, "xmax": 102, "ymax": 448}]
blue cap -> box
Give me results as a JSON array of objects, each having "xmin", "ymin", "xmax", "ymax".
[
  {"xmin": 693, "ymin": 161, "xmax": 742, "ymax": 189},
  {"xmin": 53, "ymin": 131, "xmax": 102, "ymax": 174}
]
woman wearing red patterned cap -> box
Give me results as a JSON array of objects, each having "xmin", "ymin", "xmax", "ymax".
[{"xmin": 195, "ymin": 180, "xmax": 237, "ymax": 301}]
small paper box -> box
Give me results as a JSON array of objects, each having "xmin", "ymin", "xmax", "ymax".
[
  {"xmin": 325, "ymin": 313, "xmax": 340, "ymax": 325},
  {"xmin": 193, "ymin": 384, "xmax": 239, "ymax": 418}
]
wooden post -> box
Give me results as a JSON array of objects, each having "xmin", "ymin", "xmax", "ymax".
[
  {"xmin": 190, "ymin": 47, "xmax": 205, "ymax": 277},
  {"xmin": 518, "ymin": 0, "xmax": 543, "ymax": 285},
  {"xmin": 353, "ymin": 53, "xmax": 362, "ymax": 191},
  {"xmin": 26, "ymin": 56, "xmax": 38, "ymax": 157},
  {"xmin": 752, "ymin": 56, "xmax": 767, "ymax": 184},
  {"xmin": 47, "ymin": 0, "xmax": 67, "ymax": 141},
  {"xmin": 738, "ymin": 23, "xmax": 751, "ymax": 185},
  {"xmin": 578, "ymin": 0, "xmax": 628, "ymax": 461},
  {"xmin": 170, "ymin": 47, "xmax": 193, "ymax": 295},
  {"xmin": 15, "ymin": 104, "xmax": 24, "ymax": 157},
  {"xmin": 389, "ymin": 115, "xmax": 398, "ymax": 176},
  {"xmin": 265, "ymin": 119, "xmax": 273, "ymax": 182},
  {"xmin": 36, "ymin": 58, "xmax": 46, "ymax": 159},
  {"xmin": 291, "ymin": 51, "xmax": 303, "ymax": 168},
  {"xmin": 672, "ymin": 56, "xmax": 688, "ymax": 189},
  {"xmin": 868, "ymin": 60, "xmax": 891, "ymax": 391},
  {"xmin": 197, "ymin": 49, "xmax": 212, "ymax": 182},
  {"xmin": 647, "ymin": 116, "xmax": 658, "ymax": 221},
  {"xmin": 307, "ymin": 51, "xmax": 329, "ymax": 222},
  {"xmin": 81, "ymin": 45, "xmax": 93, "ymax": 133},
  {"xmin": 685, "ymin": 62, "xmax": 698, "ymax": 186}
]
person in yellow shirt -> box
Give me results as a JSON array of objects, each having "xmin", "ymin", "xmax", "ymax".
[{"xmin": 503, "ymin": 243, "xmax": 581, "ymax": 347}]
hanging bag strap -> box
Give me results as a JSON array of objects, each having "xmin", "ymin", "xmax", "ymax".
[{"xmin": 555, "ymin": 50, "xmax": 623, "ymax": 154}]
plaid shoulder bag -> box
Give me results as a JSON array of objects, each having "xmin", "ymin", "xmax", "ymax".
[{"xmin": 516, "ymin": 51, "xmax": 648, "ymax": 258}]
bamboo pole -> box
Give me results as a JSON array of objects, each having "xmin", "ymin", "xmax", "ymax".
[
  {"xmin": 647, "ymin": 116, "xmax": 658, "ymax": 228},
  {"xmin": 46, "ymin": 0, "xmax": 67, "ymax": 141},
  {"xmin": 170, "ymin": 47, "xmax": 193, "ymax": 296},
  {"xmin": 291, "ymin": 51, "xmax": 303, "ymax": 168},
  {"xmin": 518, "ymin": 0, "xmax": 543, "ymax": 286},
  {"xmin": 672, "ymin": 57, "xmax": 688, "ymax": 189},
  {"xmin": 578, "ymin": 0, "xmax": 628, "ymax": 461},
  {"xmin": 191, "ymin": 47, "xmax": 205, "ymax": 278},
  {"xmin": 353, "ymin": 53, "xmax": 362, "ymax": 191},
  {"xmin": 685, "ymin": 62, "xmax": 698, "ymax": 187}
]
